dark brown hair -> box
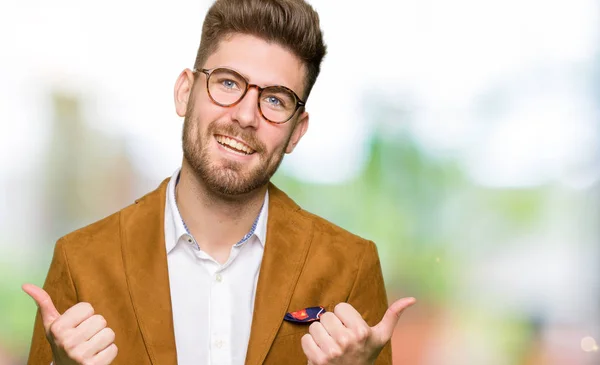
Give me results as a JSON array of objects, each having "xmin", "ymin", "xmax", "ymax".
[{"xmin": 194, "ymin": 0, "xmax": 327, "ymax": 100}]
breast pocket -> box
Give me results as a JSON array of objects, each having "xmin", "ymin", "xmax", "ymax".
[{"xmin": 276, "ymin": 303, "xmax": 334, "ymax": 338}]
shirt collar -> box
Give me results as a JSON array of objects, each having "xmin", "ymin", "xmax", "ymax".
[
  {"xmin": 253, "ymin": 190, "xmax": 268, "ymax": 246},
  {"xmin": 165, "ymin": 168, "xmax": 268, "ymax": 254}
]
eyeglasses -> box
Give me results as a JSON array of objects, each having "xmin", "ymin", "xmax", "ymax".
[{"xmin": 194, "ymin": 67, "xmax": 306, "ymax": 124}]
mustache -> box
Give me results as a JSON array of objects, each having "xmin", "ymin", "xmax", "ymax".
[{"xmin": 207, "ymin": 122, "xmax": 265, "ymax": 153}]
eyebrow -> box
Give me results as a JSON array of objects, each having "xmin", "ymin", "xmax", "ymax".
[{"xmin": 219, "ymin": 65, "xmax": 297, "ymax": 92}]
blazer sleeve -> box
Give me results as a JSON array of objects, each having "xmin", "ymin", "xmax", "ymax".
[
  {"xmin": 27, "ymin": 238, "xmax": 78, "ymax": 365},
  {"xmin": 346, "ymin": 240, "xmax": 392, "ymax": 365}
]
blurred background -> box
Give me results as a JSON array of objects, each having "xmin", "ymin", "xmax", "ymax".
[{"xmin": 1, "ymin": 0, "xmax": 599, "ymax": 364}]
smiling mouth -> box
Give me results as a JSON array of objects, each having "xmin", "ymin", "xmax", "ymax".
[{"xmin": 215, "ymin": 135, "xmax": 256, "ymax": 155}]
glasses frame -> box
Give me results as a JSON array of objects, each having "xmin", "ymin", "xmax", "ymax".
[{"xmin": 194, "ymin": 67, "xmax": 306, "ymax": 124}]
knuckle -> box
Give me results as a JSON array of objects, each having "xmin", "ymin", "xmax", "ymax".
[
  {"xmin": 111, "ymin": 343, "xmax": 119, "ymax": 358},
  {"xmin": 334, "ymin": 302, "xmax": 349, "ymax": 314},
  {"xmin": 308, "ymin": 322, "xmax": 321, "ymax": 334},
  {"xmin": 94, "ymin": 314, "xmax": 107, "ymax": 328},
  {"xmin": 86, "ymin": 357, "xmax": 102, "ymax": 365},
  {"xmin": 78, "ymin": 302, "xmax": 95, "ymax": 316},
  {"xmin": 52, "ymin": 336, "xmax": 65, "ymax": 350},
  {"xmin": 301, "ymin": 333, "xmax": 311, "ymax": 345},
  {"xmin": 315, "ymin": 355, "xmax": 328, "ymax": 365},
  {"xmin": 48, "ymin": 321, "xmax": 64, "ymax": 339},
  {"xmin": 70, "ymin": 349, "xmax": 87, "ymax": 364},
  {"xmin": 61, "ymin": 336, "xmax": 78, "ymax": 352},
  {"xmin": 328, "ymin": 347, "xmax": 343, "ymax": 358},
  {"xmin": 356, "ymin": 326, "xmax": 370, "ymax": 341},
  {"xmin": 319, "ymin": 312, "xmax": 333, "ymax": 322},
  {"xmin": 334, "ymin": 302, "xmax": 346, "ymax": 311},
  {"xmin": 105, "ymin": 327, "xmax": 116, "ymax": 342},
  {"xmin": 337, "ymin": 334, "xmax": 351, "ymax": 348}
]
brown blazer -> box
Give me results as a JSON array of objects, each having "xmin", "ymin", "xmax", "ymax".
[{"xmin": 27, "ymin": 179, "xmax": 392, "ymax": 365}]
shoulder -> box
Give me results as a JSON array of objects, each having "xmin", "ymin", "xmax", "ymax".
[
  {"xmin": 269, "ymin": 183, "xmax": 376, "ymax": 257},
  {"xmin": 57, "ymin": 177, "xmax": 169, "ymax": 252},
  {"xmin": 299, "ymin": 208, "xmax": 371, "ymax": 246}
]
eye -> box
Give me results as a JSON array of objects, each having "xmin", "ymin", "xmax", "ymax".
[
  {"xmin": 221, "ymin": 79, "xmax": 238, "ymax": 89},
  {"xmin": 264, "ymin": 95, "xmax": 284, "ymax": 107}
]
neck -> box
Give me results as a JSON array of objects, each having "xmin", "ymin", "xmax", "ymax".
[{"xmin": 175, "ymin": 159, "xmax": 266, "ymax": 256}]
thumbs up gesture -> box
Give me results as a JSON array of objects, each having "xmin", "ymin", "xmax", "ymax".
[
  {"xmin": 301, "ymin": 297, "xmax": 416, "ymax": 365},
  {"xmin": 22, "ymin": 284, "xmax": 118, "ymax": 365}
]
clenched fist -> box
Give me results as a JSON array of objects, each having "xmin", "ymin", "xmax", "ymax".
[{"xmin": 23, "ymin": 284, "xmax": 118, "ymax": 365}]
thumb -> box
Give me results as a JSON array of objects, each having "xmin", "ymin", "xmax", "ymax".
[
  {"xmin": 371, "ymin": 297, "xmax": 416, "ymax": 345},
  {"xmin": 22, "ymin": 283, "xmax": 61, "ymax": 331}
]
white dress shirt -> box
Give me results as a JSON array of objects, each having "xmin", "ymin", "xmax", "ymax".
[{"xmin": 164, "ymin": 169, "xmax": 268, "ymax": 365}]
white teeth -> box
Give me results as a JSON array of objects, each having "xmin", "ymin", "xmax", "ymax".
[{"xmin": 215, "ymin": 135, "xmax": 255, "ymax": 155}]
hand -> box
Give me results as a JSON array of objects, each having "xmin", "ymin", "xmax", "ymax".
[
  {"xmin": 301, "ymin": 297, "xmax": 416, "ymax": 365},
  {"xmin": 22, "ymin": 284, "xmax": 118, "ymax": 365}
]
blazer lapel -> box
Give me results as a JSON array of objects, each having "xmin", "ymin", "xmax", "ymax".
[
  {"xmin": 245, "ymin": 183, "xmax": 314, "ymax": 365},
  {"xmin": 121, "ymin": 178, "xmax": 177, "ymax": 365}
]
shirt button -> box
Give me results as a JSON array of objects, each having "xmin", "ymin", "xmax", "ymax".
[
  {"xmin": 215, "ymin": 274, "xmax": 223, "ymax": 282},
  {"xmin": 184, "ymin": 236, "xmax": 197, "ymax": 249},
  {"xmin": 215, "ymin": 340, "xmax": 223, "ymax": 348}
]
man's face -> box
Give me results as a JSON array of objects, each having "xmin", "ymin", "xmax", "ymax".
[{"xmin": 175, "ymin": 33, "xmax": 309, "ymax": 196}]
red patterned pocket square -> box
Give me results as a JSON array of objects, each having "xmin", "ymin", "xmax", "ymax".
[{"xmin": 284, "ymin": 306, "xmax": 326, "ymax": 323}]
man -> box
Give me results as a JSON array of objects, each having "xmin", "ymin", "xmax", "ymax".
[{"xmin": 23, "ymin": 0, "xmax": 415, "ymax": 364}]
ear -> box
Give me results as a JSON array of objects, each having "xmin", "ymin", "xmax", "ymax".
[
  {"xmin": 174, "ymin": 68, "xmax": 196, "ymax": 117},
  {"xmin": 285, "ymin": 111, "xmax": 309, "ymax": 154}
]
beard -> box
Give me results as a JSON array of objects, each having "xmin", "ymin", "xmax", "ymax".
[{"xmin": 182, "ymin": 108, "xmax": 292, "ymax": 196}]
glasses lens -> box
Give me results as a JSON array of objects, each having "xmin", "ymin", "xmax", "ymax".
[
  {"xmin": 260, "ymin": 87, "xmax": 297, "ymax": 123},
  {"xmin": 207, "ymin": 68, "xmax": 247, "ymax": 106}
]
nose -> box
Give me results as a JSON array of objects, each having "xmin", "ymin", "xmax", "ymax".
[{"xmin": 231, "ymin": 86, "xmax": 261, "ymax": 129}]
